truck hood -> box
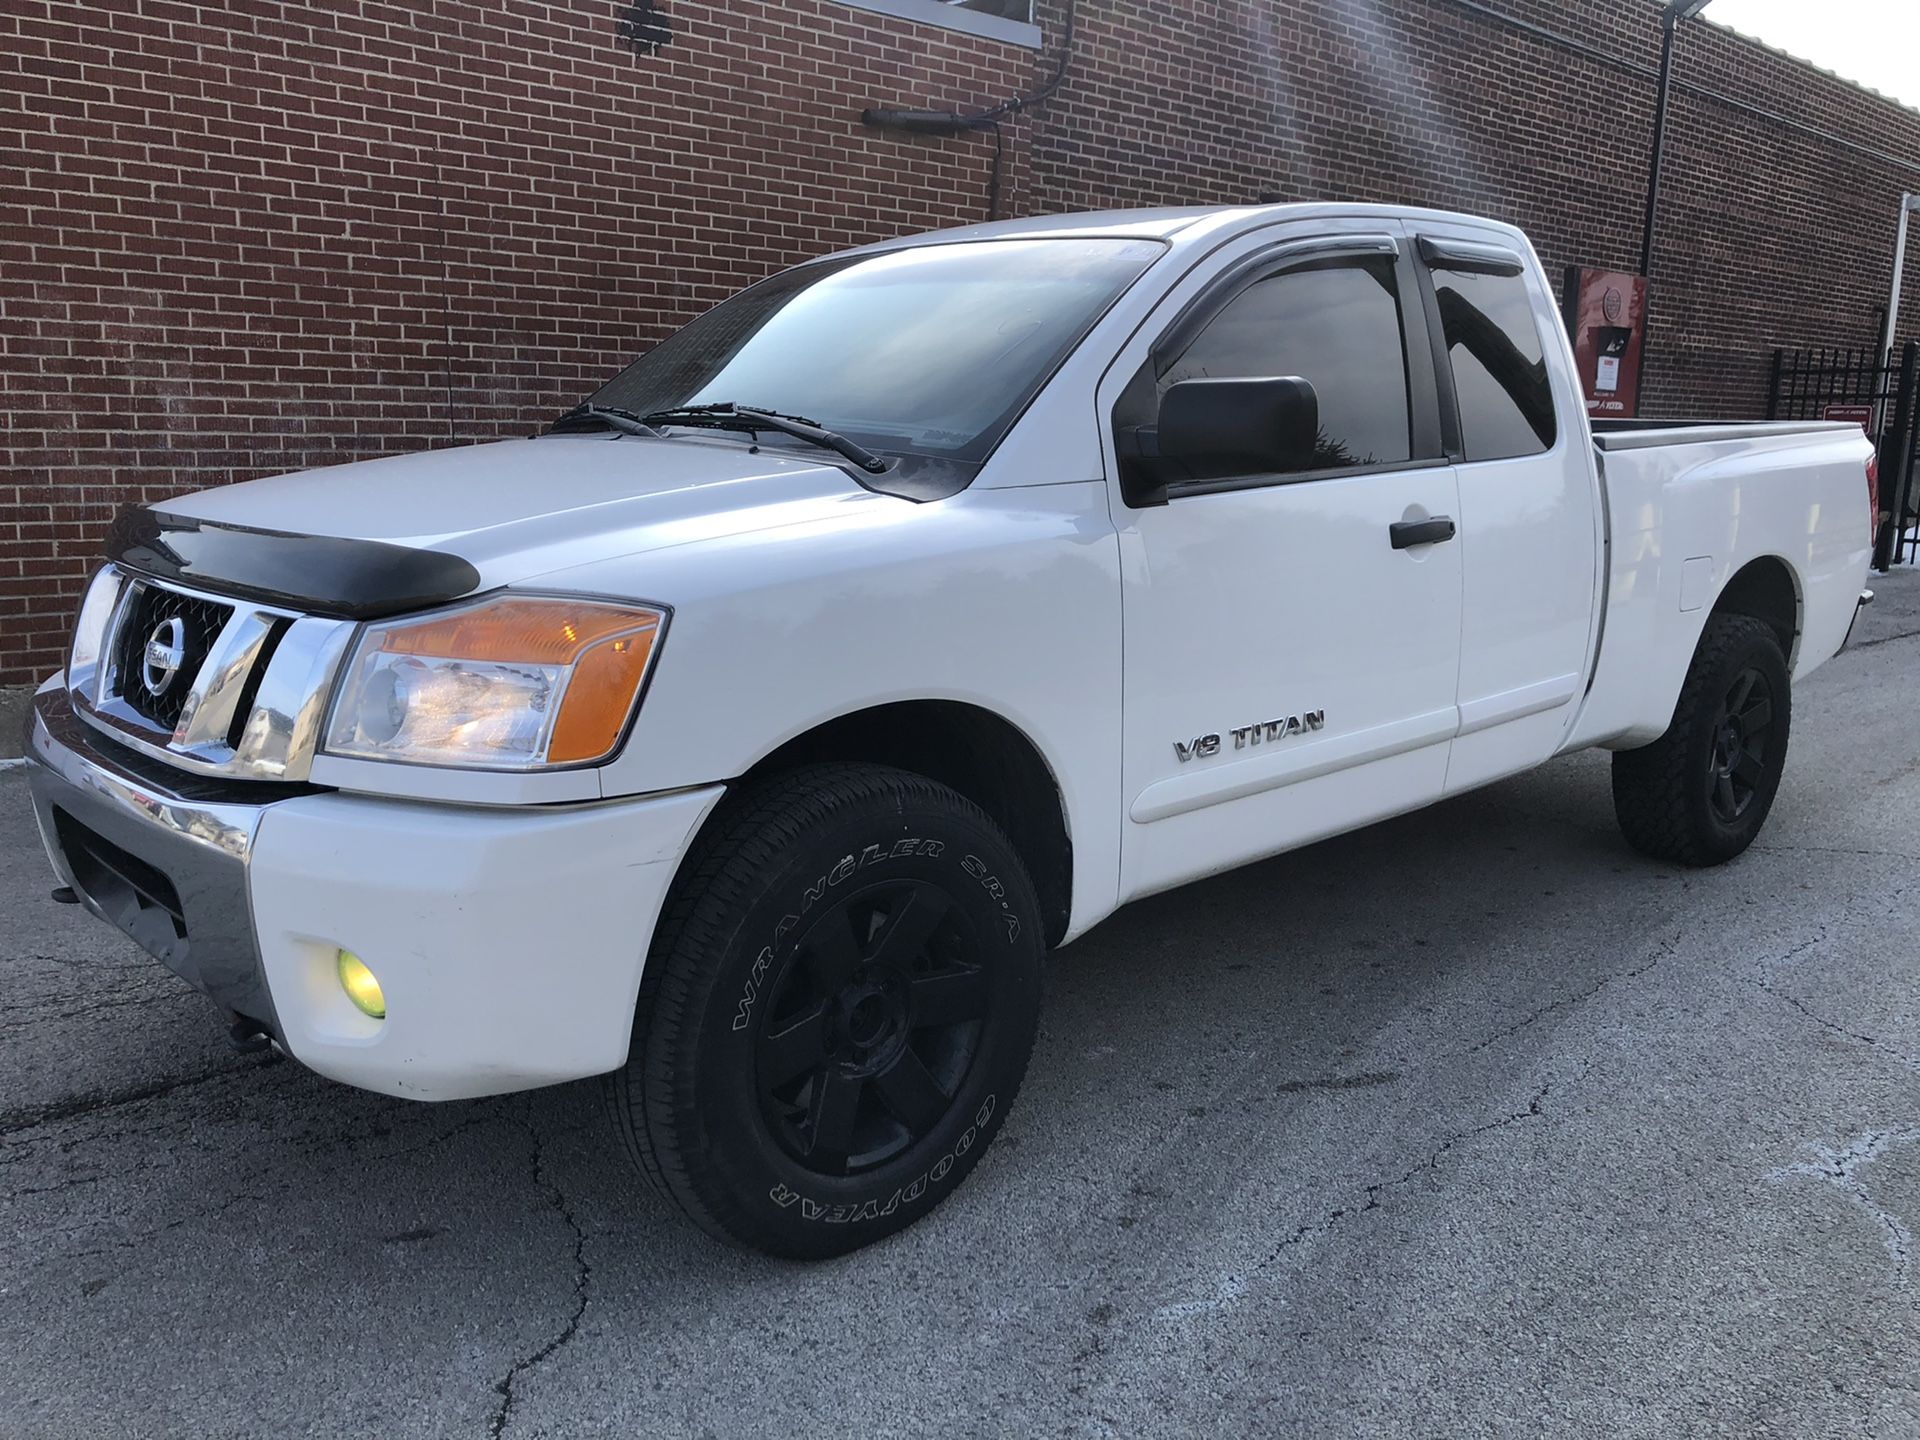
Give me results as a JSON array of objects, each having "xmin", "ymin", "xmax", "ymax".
[{"xmin": 157, "ymin": 434, "xmax": 889, "ymax": 593}]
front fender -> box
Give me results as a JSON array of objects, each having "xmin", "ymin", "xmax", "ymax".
[{"xmin": 519, "ymin": 482, "xmax": 1125, "ymax": 938}]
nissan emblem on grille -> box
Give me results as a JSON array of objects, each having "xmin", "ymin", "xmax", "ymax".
[{"xmin": 141, "ymin": 616, "xmax": 186, "ymax": 697}]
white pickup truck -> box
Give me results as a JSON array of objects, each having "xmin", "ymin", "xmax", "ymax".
[{"xmin": 25, "ymin": 204, "xmax": 1874, "ymax": 1257}]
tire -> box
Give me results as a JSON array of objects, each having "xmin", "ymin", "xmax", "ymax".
[
  {"xmin": 606, "ymin": 763, "xmax": 1043, "ymax": 1259},
  {"xmin": 1611, "ymin": 613, "xmax": 1792, "ymax": 867}
]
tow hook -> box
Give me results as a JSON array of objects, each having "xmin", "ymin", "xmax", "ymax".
[
  {"xmin": 1842, "ymin": 589, "xmax": 1875, "ymax": 651},
  {"xmin": 226, "ymin": 1014, "xmax": 280, "ymax": 1061}
]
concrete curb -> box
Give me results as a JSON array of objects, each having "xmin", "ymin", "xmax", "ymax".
[{"xmin": 0, "ymin": 683, "xmax": 31, "ymax": 761}]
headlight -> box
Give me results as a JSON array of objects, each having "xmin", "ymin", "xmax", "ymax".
[{"xmin": 324, "ymin": 595, "xmax": 666, "ymax": 770}]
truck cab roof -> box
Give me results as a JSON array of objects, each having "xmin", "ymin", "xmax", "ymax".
[{"xmin": 836, "ymin": 201, "xmax": 1537, "ymax": 256}]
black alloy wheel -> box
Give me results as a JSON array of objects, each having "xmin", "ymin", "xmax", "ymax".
[
  {"xmin": 756, "ymin": 879, "xmax": 987, "ymax": 1175},
  {"xmin": 1706, "ymin": 665, "xmax": 1775, "ymax": 825}
]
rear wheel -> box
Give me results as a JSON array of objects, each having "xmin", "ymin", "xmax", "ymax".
[
  {"xmin": 607, "ymin": 763, "xmax": 1042, "ymax": 1258},
  {"xmin": 1611, "ymin": 613, "xmax": 1792, "ymax": 867}
]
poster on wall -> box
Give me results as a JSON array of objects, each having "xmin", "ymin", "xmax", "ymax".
[{"xmin": 1561, "ymin": 268, "xmax": 1648, "ymax": 419}]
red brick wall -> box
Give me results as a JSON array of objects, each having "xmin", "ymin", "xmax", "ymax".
[
  {"xmin": 0, "ymin": 0, "xmax": 1035, "ymax": 683},
  {"xmin": 4, "ymin": 0, "xmax": 1919, "ymax": 684},
  {"xmin": 1027, "ymin": 0, "xmax": 1920, "ymax": 417}
]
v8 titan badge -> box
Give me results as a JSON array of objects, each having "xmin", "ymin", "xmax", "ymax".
[{"xmin": 1176, "ymin": 710, "xmax": 1325, "ymax": 762}]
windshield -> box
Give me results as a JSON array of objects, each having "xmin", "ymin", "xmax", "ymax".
[{"xmin": 588, "ymin": 237, "xmax": 1165, "ymax": 468}]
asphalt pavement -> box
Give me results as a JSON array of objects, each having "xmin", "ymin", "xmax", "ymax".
[{"xmin": 4, "ymin": 576, "xmax": 1920, "ymax": 1438}]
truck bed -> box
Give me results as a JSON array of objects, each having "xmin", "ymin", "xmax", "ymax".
[
  {"xmin": 1591, "ymin": 418, "xmax": 1861, "ymax": 450},
  {"xmin": 1566, "ymin": 418, "xmax": 1873, "ymax": 753}
]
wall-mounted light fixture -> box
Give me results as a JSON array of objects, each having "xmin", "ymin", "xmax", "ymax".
[{"xmin": 860, "ymin": 0, "xmax": 1077, "ymax": 221}]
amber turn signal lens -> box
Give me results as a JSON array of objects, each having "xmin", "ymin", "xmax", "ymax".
[
  {"xmin": 548, "ymin": 626, "xmax": 660, "ymax": 762},
  {"xmin": 375, "ymin": 598, "xmax": 658, "ymax": 666}
]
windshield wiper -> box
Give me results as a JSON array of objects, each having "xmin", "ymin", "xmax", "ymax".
[
  {"xmin": 549, "ymin": 403, "xmax": 660, "ymax": 437},
  {"xmin": 637, "ymin": 403, "xmax": 891, "ymax": 475}
]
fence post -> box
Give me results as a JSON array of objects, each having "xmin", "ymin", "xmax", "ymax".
[{"xmin": 1873, "ymin": 340, "xmax": 1920, "ymax": 572}]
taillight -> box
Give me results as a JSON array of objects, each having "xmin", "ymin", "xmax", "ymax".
[{"xmin": 1867, "ymin": 453, "xmax": 1881, "ymax": 542}]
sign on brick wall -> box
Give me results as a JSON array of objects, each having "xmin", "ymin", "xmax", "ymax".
[{"xmin": 1563, "ymin": 268, "xmax": 1648, "ymax": 420}]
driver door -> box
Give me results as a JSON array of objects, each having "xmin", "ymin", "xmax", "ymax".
[{"xmin": 1105, "ymin": 220, "xmax": 1464, "ymax": 902}]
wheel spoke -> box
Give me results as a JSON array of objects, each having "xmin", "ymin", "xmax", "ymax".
[
  {"xmin": 1728, "ymin": 671, "xmax": 1757, "ymax": 716},
  {"xmin": 869, "ymin": 888, "xmax": 949, "ymax": 971},
  {"xmin": 805, "ymin": 1069, "xmax": 863, "ymax": 1167},
  {"xmin": 805, "ymin": 908, "xmax": 864, "ymax": 994},
  {"xmin": 1738, "ymin": 696, "xmax": 1772, "ymax": 734},
  {"xmin": 760, "ymin": 1003, "xmax": 830, "ymax": 1089},
  {"xmin": 872, "ymin": 1047, "xmax": 950, "ymax": 1133},
  {"xmin": 1714, "ymin": 773, "xmax": 1737, "ymax": 816},
  {"xmin": 1733, "ymin": 750, "xmax": 1765, "ymax": 787},
  {"xmin": 909, "ymin": 967, "xmax": 988, "ymax": 1027}
]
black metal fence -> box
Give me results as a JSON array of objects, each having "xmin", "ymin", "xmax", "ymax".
[{"xmin": 1767, "ymin": 341, "xmax": 1920, "ymax": 570}]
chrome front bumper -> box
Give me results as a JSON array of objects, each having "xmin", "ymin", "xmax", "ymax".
[
  {"xmin": 27, "ymin": 678, "xmax": 730, "ymax": 1101},
  {"xmin": 25, "ymin": 683, "xmax": 286, "ymax": 1033}
]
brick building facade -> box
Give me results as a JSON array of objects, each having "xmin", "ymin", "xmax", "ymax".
[{"xmin": 3, "ymin": 0, "xmax": 1919, "ymax": 685}]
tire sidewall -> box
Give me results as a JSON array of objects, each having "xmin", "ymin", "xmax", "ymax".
[{"xmin": 662, "ymin": 782, "xmax": 1041, "ymax": 1256}]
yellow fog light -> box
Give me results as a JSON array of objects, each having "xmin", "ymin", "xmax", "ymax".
[{"xmin": 336, "ymin": 950, "xmax": 386, "ymax": 1019}]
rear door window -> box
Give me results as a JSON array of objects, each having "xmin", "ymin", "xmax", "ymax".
[{"xmin": 1429, "ymin": 267, "xmax": 1557, "ymax": 461}]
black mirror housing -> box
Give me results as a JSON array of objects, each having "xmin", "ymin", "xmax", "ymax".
[
  {"xmin": 1161, "ymin": 377, "xmax": 1318, "ymax": 480},
  {"xmin": 1118, "ymin": 376, "xmax": 1319, "ymax": 506}
]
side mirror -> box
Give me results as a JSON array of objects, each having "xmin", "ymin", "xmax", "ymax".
[{"xmin": 1119, "ymin": 377, "xmax": 1319, "ymax": 505}]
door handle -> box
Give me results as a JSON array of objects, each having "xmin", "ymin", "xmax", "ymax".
[{"xmin": 1389, "ymin": 516, "xmax": 1457, "ymax": 550}]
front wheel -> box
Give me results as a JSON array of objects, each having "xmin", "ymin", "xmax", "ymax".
[
  {"xmin": 1611, "ymin": 613, "xmax": 1792, "ymax": 867},
  {"xmin": 607, "ymin": 763, "xmax": 1043, "ymax": 1258}
]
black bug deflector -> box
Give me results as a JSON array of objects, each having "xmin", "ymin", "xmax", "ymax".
[{"xmin": 108, "ymin": 507, "xmax": 482, "ymax": 621}]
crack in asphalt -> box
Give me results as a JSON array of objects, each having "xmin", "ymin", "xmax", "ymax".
[
  {"xmin": 56, "ymin": 1185, "xmax": 279, "ymax": 1264},
  {"xmin": 486, "ymin": 1113, "xmax": 591, "ymax": 1440},
  {"xmin": 1269, "ymin": 1071, "xmax": 1400, "ymax": 1095},
  {"xmin": 2, "ymin": 1112, "xmax": 514, "ymax": 1267},
  {"xmin": 12, "ymin": 949, "xmax": 153, "ymax": 973},
  {"xmin": 1153, "ymin": 1068, "xmax": 1577, "ymax": 1324},
  {"xmin": 0, "ymin": 1063, "xmax": 263, "ymax": 1138},
  {"xmin": 1264, "ymin": 1070, "xmax": 1568, "ymax": 1263},
  {"xmin": 1752, "ymin": 842, "xmax": 1920, "ymax": 863},
  {"xmin": 1753, "ymin": 931, "xmax": 1920, "ymax": 1076},
  {"xmin": 350, "ymin": 1111, "xmax": 504, "ymax": 1169},
  {"xmin": 1760, "ymin": 980, "xmax": 1920, "ymax": 1075},
  {"xmin": 1136, "ymin": 924, "xmax": 1647, "ymax": 1328},
  {"xmin": 1767, "ymin": 1128, "xmax": 1920, "ymax": 1287},
  {"xmin": 1465, "ymin": 935, "xmax": 1677, "ymax": 1054},
  {"xmin": 1751, "ymin": 931, "xmax": 1920, "ymax": 1286},
  {"xmin": 2, "ymin": 1174, "xmax": 109, "ymax": 1203},
  {"xmin": 0, "ymin": 986, "xmax": 196, "ymax": 1026}
]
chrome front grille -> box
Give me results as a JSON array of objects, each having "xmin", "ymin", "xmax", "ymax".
[
  {"xmin": 106, "ymin": 585, "xmax": 233, "ymax": 731},
  {"xmin": 66, "ymin": 566, "xmax": 357, "ymax": 783}
]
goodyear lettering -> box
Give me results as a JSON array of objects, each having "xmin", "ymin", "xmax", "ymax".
[{"xmin": 768, "ymin": 1096, "xmax": 998, "ymax": 1222}]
